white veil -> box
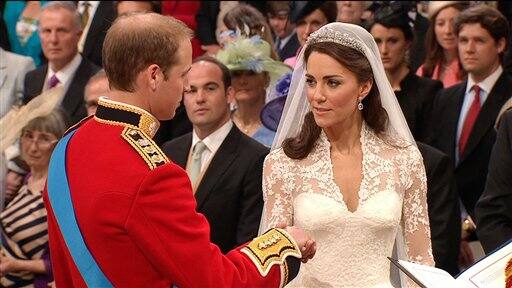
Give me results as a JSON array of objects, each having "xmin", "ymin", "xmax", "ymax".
[{"xmin": 262, "ymin": 23, "xmax": 415, "ymax": 287}]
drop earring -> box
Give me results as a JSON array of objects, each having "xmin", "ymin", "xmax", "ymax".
[{"xmin": 358, "ymin": 97, "xmax": 364, "ymax": 111}]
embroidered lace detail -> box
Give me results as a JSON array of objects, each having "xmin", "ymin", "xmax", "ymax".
[{"xmin": 262, "ymin": 123, "xmax": 434, "ymax": 287}]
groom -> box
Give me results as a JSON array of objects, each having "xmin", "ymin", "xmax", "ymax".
[{"xmin": 44, "ymin": 12, "xmax": 316, "ymax": 287}]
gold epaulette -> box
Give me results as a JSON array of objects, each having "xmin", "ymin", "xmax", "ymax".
[
  {"xmin": 121, "ymin": 127, "xmax": 169, "ymax": 170},
  {"xmin": 241, "ymin": 228, "xmax": 301, "ymax": 287}
]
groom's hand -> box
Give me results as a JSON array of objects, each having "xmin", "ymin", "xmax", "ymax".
[{"xmin": 278, "ymin": 224, "xmax": 317, "ymax": 263}]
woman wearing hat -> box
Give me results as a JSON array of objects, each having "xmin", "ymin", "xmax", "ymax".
[
  {"xmin": 416, "ymin": 1, "xmax": 469, "ymax": 88},
  {"xmin": 217, "ymin": 36, "xmax": 291, "ymax": 147}
]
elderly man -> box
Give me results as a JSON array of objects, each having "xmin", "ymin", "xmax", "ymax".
[
  {"xmin": 23, "ymin": 1, "xmax": 99, "ymax": 124},
  {"xmin": 44, "ymin": 12, "xmax": 315, "ymax": 287}
]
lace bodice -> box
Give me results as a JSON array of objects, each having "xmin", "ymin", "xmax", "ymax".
[{"xmin": 262, "ymin": 123, "xmax": 434, "ymax": 287}]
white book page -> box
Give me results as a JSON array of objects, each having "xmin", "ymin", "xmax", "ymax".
[
  {"xmin": 397, "ymin": 260, "xmax": 458, "ymax": 288},
  {"xmin": 455, "ymin": 241, "xmax": 512, "ymax": 288}
]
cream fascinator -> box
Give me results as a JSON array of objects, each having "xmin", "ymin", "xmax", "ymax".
[
  {"xmin": 0, "ymin": 86, "xmax": 65, "ymax": 152},
  {"xmin": 216, "ymin": 35, "xmax": 292, "ymax": 86}
]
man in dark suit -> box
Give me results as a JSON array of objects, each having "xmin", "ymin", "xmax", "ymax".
[
  {"xmin": 267, "ymin": 1, "xmax": 300, "ymax": 61},
  {"xmin": 429, "ymin": 5, "xmax": 511, "ymax": 221},
  {"xmin": 162, "ymin": 56, "xmax": 268, "ymax": 253},
  {"xmin": 417, "ymin": 142, "xmax": 461, "ymax": 276},
  {"xmin": 23, "ymin": 2, "xmax": 99, "ymax": 125},
  {"xmin": 77, "ymin": 1, "xmax": 115, "ymax": 67},
  {"xmin": 476, "ymin": 107, "xmax": 512, "ymax": 253}
]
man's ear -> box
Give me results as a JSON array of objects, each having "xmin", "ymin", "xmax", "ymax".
[
  {"xmin": 147, "ymin": 64, "xmax": 160, "ymax": 91},
  {"xmin": 497, "ymin": 37, "xmax": 507, "ymax": 54}
]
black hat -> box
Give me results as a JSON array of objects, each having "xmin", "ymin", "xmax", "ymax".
[{"xmin": 289, "ymin": 1, "xmax": 326, "ymax": 24}]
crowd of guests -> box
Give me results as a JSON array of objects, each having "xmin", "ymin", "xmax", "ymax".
[{"xmin": 1, "ymin": 1, "xmax": 512, "ymax": 286}]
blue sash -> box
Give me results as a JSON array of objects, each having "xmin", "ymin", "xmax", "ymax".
[{"xmin": 47, "ymin": 130, "xmax": 113, "ymax": 287}]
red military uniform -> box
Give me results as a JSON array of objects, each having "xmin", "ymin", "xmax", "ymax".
[{"xmin": 44, "ymin": 98, "xmax": 301, "ymax": 288}]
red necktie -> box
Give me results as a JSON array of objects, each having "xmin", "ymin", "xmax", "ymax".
[{"xmin": 459, "ymin": 85, "xmax": 481, "ymax": 156}]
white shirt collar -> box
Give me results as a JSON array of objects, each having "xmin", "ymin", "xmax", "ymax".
[
  {"xmin": 78, "ymin": 1, "xmax": 100, "ymax": 52},
  {"xmin": 466, "ymin": 65, "xmax": 503, "ymax": 95},
  {"xmin": 191, "ymin": 120, "xmax": 233, "ymax": 156},
  {"xmin": 45, "ymin": 53, "xmax": 82, "ymax": 90}
]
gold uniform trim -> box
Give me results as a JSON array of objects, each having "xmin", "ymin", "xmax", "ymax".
[
  {"xmin": 121, "ymin": 127, "xmax": 169, "ymax": 170},
  {"xmin": 98, "ymin": 97, "xmax": 160, "ymax": 138},
  {"xmin": 241, "ymin": 228, "xmax": 301, "ymax": 280}
]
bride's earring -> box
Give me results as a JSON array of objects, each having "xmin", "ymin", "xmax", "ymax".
[{"xmin": 358, "ymin": 97, "xmax": 364, "ymax": 111}]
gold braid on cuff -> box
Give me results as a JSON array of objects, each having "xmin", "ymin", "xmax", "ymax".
[{"xmin": 241, "ymin": 228, "xmax": 302, "ymax": 279}]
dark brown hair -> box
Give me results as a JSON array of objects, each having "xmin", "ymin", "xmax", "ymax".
[
  {"xmin": 454, "ymin": 4, "xmax": 509, "ymax": 59},
  {"xmin": 223, "ymin": 4, "xmax": 279, "ymax": 60},
  {"xmin": 102, "ymin": 13, "xmax": 192, "ymax": 92},
  {"xmin": 422, "ymin": 2, "xmax": 467, "ymax": 78},
  {"xmin": 192, "ymin": 55, "xmax": 232, "ymax": 90},
  {"xmin": 283, "ymin": 42, "xmax": 388, "ymax": 159}
]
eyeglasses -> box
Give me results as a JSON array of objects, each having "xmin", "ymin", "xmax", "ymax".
[{"xmin": 20, "ymin": 130, "xmax": 58, "ymax": 149}]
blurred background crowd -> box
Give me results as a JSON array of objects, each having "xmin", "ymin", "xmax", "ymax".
[{"xmin": 1, "ymin": 1, "xmax": 512, "ymax": 286}]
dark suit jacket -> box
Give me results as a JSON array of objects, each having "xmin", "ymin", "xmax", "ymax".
[
  {"xmin": 22, "ymin": 57, "xmax": 100, "ymax": 124},
  {"xmin": 82, "ymin": 1, "xmax": 115, "ymax": 67},
  {"xmin": 153, "ymin": 103, "xmax": 192, "ymax": 146},
  {"xmin": 428, "ymin": 73, "xmax": 512, "ymax": 218},
  {"xmin": 396, "ymin": 71, "xmax": 443, "ymax": 142},
  {"xmin": 162, "ymin": 125, "xmax": 269, "ymax": 253},
  {"xmin": 410, "ymin": 13, "xmax": 429, "ymax": 72},
  {"xmin": 417, "ymin": 142, "xmax": 461, "ymax": 276},
  {"xmin": 276, "ymin": 33, "xmax": 300, "ymax": 62},
  {"xmin": 475, "ymin": 109, "xmax": 512, "ymax": 253}
]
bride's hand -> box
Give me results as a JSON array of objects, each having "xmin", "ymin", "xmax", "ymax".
[{"xmin": 278, "ymin": 223, "xmax": 317, "ymax": 263}]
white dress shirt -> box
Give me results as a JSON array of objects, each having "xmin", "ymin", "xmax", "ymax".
[
  {"xmin": 190, "ymin": 120, "xmax": 233, "ymax": 173},
  {"xmin": 44, "ymin": 53, "xmax": 82, "ymax": 92}
]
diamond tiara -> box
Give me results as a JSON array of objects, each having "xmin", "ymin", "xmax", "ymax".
[{"xmin": 305, "ymin": 27, "xmax": 366, "ymax": 54}]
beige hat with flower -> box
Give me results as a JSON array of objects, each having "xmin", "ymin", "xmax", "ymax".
[{"xmin": 428, "ymin": 1, "xmax": 468, "ymax": 19}]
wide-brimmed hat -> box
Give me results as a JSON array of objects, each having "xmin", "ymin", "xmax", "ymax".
[
  {"xmin": 260, "ymin": 73, "xmax": 292, "ymax": 131},
  {"xmin": 216, "ymin": 35, "xmax": 291, "ymax": 86}
]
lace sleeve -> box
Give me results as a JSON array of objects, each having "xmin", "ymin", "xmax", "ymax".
[
  {"xmin": 401, "ymin": 147, "xmax": 435, "ymax": 266},
  {"xmin": 260, "ymin": 150, "xmax": 294, "ymax": 231}
]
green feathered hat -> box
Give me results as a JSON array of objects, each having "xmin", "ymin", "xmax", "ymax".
[{"xmin": 216, "ymin": 35, "xmax": 292, "ymax": 86}]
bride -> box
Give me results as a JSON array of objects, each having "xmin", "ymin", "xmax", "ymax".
[{"xmin": 260, "ymin": 23, "xmax": 434, "ymax": 287}]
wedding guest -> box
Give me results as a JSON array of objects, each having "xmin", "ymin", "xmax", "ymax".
[
  {"xmin": 416, "ymin": 1, "xmax": 468, "ymax": 88},
  {"xmin": 3, "ymin": 1, "xmax": 46, "ymax": 66},
  {"xmin": 23, "ymin": 1, "xmax": 100, "ymax": 124},
  {"xmin": 84, "ymin": 70, "xmax": 109, "ymax": 116},
  {"xmin": 220, "ymin": 4, "xmax": 279, "ymax": 60},
  {"xmin": 0, "ymin": 48, "xmax": 35, "ymax": 117},
  {"xmin": 369, "ymin": 5, "xmax": 443, "ymax": 141},
  {"xmin": 285, "ymin": 1, "xmax": 337, "ymax": 67},
  {"xmin": 475, "ymin": 107, "xmax": 512, "ymax": 253},
  {"xmin": 217, "ymin": 35, "xmax": 291, "ymax": 147},
  {"xmin": 162, "ymin": 56, "xmax": 267, "ymax": 253},
  {"xmin": 428, "ymin": 4, "xmax": 512, "ymax": 267},
  {"xmin": 1, "ymin": 109, "xmax": 69, "ymax": 287},
  {"xmin": 267, "ymin": 1, "xmax": 300, "ymax": 61}
]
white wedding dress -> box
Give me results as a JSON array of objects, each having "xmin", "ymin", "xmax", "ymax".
[{"xmin": 261, "ymin": 123, "xmax": 434, "ymax": 288}]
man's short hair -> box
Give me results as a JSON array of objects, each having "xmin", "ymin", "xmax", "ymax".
[
  {"xmin": 192, "ymin": 56, "xmax": 231, "ymax": 90},
  {"xmin": 41, "ymin": 1, "xmax": 82, "ymax": 30},
  {"xmin": 454, "ymin": 5, "xmax": 509, "ymax": 47},
  {"xmin": 85, "ymin": 70, "xmax": 108, "ymax": 95},
  {"xmin": 102, "ymin": 13, "xmax": 192, "ymax": 92}
]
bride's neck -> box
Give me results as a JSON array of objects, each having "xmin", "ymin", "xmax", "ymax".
[{"xmin": 324, "ymin": 115, "xmax": 363, "ymax": 154}]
